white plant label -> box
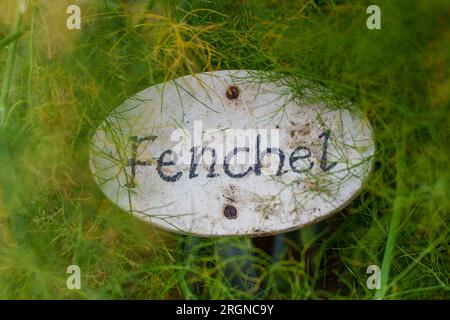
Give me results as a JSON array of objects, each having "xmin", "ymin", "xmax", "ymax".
[{"xmin": 90, "ymin": 70, "xmax": 374, "ymax": 236}]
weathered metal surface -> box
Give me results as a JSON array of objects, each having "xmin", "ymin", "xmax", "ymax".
[{"xmin": 90, "ymin": 70, "xmax": 374, "ymax": 236}]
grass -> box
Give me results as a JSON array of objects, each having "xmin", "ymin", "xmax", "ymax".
[{"xmin": 0, "ymin": 0, "xmax": 449, "ymax": 299}]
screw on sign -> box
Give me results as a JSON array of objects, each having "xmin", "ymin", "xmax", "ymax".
[
  {"xmin": 226, "ymin": 85, "xmax": 240, "ymax": 100},
  {"xmin": 224, "ymin": 205, "xmax": 238, "ymax": 220},
  {"xmin": 90, "ymin": 70, "xmax": 374, "ymax": 237}
]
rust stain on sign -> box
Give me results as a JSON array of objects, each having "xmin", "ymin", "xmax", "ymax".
[{"xmin": 90, "ymin": 70, "xmax": 374, "ymax": 236}]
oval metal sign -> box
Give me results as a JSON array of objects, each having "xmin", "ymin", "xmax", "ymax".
[{"xmin": 90, "ymin": 70, "xmax": 374, "ymax": 236}]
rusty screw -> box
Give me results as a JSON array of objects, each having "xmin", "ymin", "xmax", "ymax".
[
  {"xmin": 226, "ymin": 86, "xmax": 240, "ymax": 100},
  {"xmin": 223, "ymin": 205, "xmax": 237, "ymax": 219}
]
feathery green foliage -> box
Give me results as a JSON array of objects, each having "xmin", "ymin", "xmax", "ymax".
[{"xmin": 0, "ymin": 0, "xmax": 448, "ymax": 299}]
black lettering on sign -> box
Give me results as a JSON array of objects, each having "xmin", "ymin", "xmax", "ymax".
[
  {"xmin": 254, "ymin": 134, "xmax": 285, "ymax": 176},
  {"xmin": 224, "ymin": 147, "xmax": 253, "ymax": 178},
  {"xmin": 157, "ymin": 150, "xmax": 182, "ymax": 182},
  {"xmin": 126, "ymin": 135, "xmax": 156, "ymax": 188},
  {"xmin": 189, "ymin": 146, "xmax": 219, "ymax": 179},
  {"xmin": 289, "ymin": 146, "xmax": 314, "ymax": 173},
  {"xmin": 319, "ymin": 130, "xmax": 337, "ymax": 172},
  {"xmin": 125, "ymin": 130, "xmax": 340, "ymax": 184},
  {"xmin": 189, "ymin": 146, "xmax": 201, "ymax": 179}
]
